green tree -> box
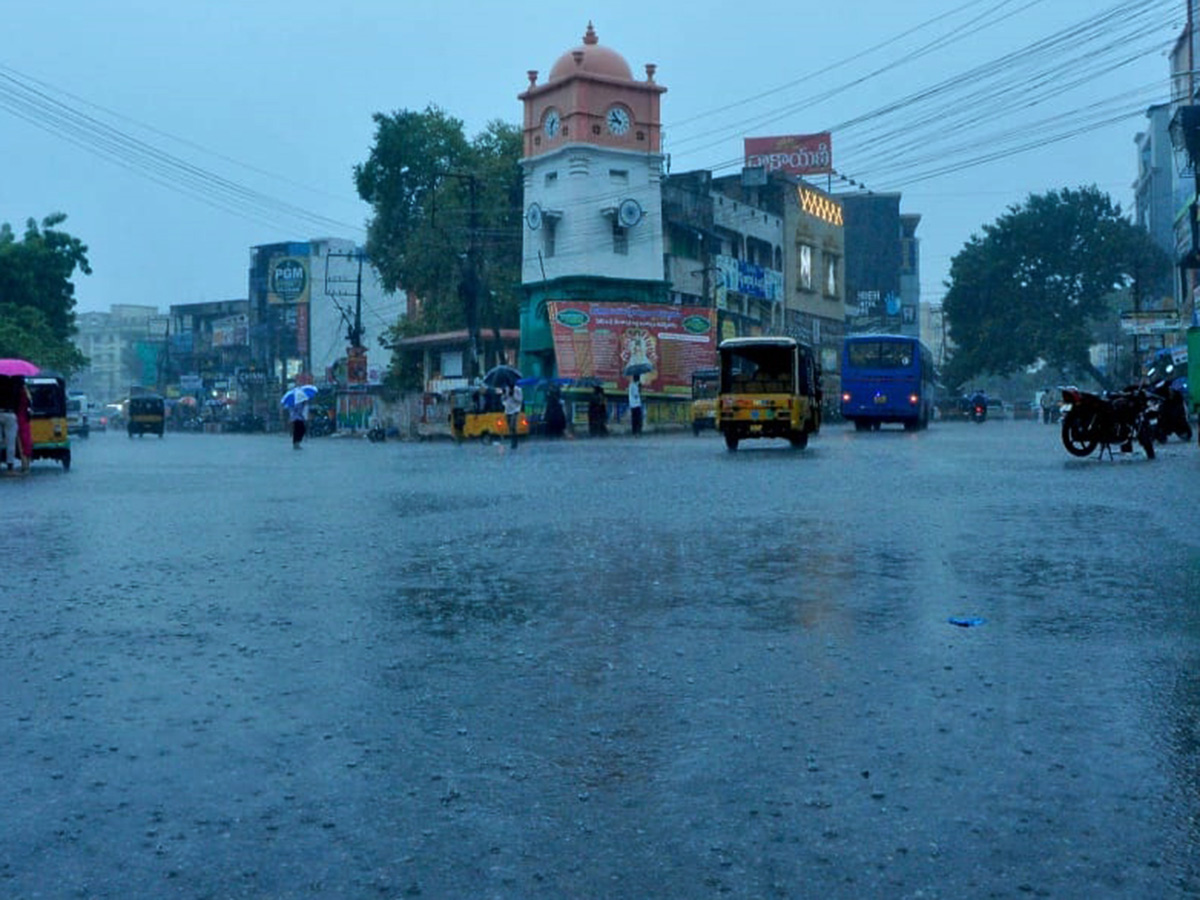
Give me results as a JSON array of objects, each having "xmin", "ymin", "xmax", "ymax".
[
  {"xmin": 354, "ymin": 106, "xmax": 523, "ymax": 382},
  {"xmin": 942, "ymin": 186, "xmax": 1170, "ymax": 391},
  {"xmin": 0, "ymin": 213, "xmax": 91, "ymax": 374},
  {"xmin": 0, "ymin": 303, "xmax": 87, "ymax": 373}
]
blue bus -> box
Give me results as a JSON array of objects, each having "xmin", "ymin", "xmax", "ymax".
[{"xmin": 840, "ymin": 334, "xmax": 935, "ymax": 431}]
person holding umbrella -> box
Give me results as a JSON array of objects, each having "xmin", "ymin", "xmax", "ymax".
[
  {"xmin": 628, "ymin": 373, "xmax": 643, "ymax": 437},
  {"xmin": 0, "ymin": 376, "xmax": 19, "ymax": 473},
  {"xmin": 281, "ymin": 384, "xmax": 318, "ymax": 449},
  {"xmin": 501, "ymin": 382, "xmax": 523, "ymax": 449}
]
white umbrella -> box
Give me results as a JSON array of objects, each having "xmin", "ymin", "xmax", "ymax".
[{"xmin": 281, "ymin": 385, "xmax": 318, "ymax": 408}]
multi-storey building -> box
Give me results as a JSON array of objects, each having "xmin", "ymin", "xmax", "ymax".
[
  {"xmin": 840, "ymin": 192, "xmax": 921, "ymax": 340},
  {"xmin": 247, "ymin": 237, "xmax": 400, "ymax": 390},
  {"xmin": 71, "ymin": 304, "xmax": 167, "ymax": 404}
]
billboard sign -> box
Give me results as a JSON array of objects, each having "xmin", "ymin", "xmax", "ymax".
[
  {"xmin": 212, "ymin": 314, "xmax": 249, "ymax": 347},
  {"xmin": 268, "ymin": 255, "xmax": 310, "ymax": 304},
  {"xmin": 714, "ymin": 254, "xmax": 783, "ymax": 302},
  {"xmin": 547, "ymin": 301, "xmax": 717, "ymax": 395},
  {"xmin": 744, "ymin": 133, "xmax": 833, "ymax": 176}
]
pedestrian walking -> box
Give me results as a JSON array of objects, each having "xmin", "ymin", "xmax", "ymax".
[
  {"xmin": 0, "ymin": 376, "xmax": 20, "ymax": 474},
  {"xmin": 17, "ymin": 379, "xmax": 32, "ymax": 472},
  {"xmin": 502, "ymin": 383, "xmax": 523, "ymax": 449},
  {"xmin": 544, "ymin": 385, "xmax": 567, "ymax": 438},
  {"xmin": 1040, "ymin": 387, "xmax": 1055, "ymax": 424},
  {"xmin": 628, "ymin": 374, "xmax": 643, "ymax": 437},
  {"xmin": 588, "ymin": 386, "xmax": 608, "ymax": 437},
  {"xmin": 290, "ymin": 398, "xmax": 308, "ymax": 448}
]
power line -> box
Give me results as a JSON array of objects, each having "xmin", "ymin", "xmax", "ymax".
[{"xmin": 0, "ymin": 67, "xmax": 365, "ymax": 237}]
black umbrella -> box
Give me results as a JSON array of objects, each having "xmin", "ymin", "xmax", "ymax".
[
  {"xmin": 623, "ymin": 361, "xmax": 653, "ymax": 377},
  {"xmin": 482, "ymin": 365, "xmax": 523, "ymax": 389}
]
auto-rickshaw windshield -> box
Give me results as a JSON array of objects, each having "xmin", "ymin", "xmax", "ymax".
[
  {"xmin": 27, "ymin": 377, "xmax": 66, "ymax": 416},
  {"xmin": 720, "ymin": 346, "xmax": 795, "ymax": 394}
]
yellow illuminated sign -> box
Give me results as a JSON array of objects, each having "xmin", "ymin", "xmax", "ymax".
[{"xmin": 797, "ymin": 187, "xmax": 843, "ymax": 227}]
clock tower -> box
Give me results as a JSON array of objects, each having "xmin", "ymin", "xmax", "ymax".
[{"xmin": 518, "ymin": 23, "xmax": 667, "ymax": 306}]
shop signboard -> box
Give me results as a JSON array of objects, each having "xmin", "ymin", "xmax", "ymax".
[
  {"xmin": 1120, "ymin": 310, "xmax": 1181, "ymax": 335},
  {"xmin": 267, "ymin": 255, "xmax": 311, "ymax": 304},
  {"xmin": 212, "ymin": 314, "xmax": 249, "ymax": 347},
  {"xmin": 714, "ymin": 254, "xmax": 784, "ymax": 303},
  {"xmin": 744, "ymin": 133, "xmax": 833, "ymax": 176},
  {"xmin": 547, "ymin": 301, "xmax": 717, "ymax": 395}
]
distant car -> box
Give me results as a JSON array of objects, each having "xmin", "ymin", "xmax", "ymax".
[{"xmin": 986, "ymin": 397, "xmax": 1007, "ymax": 419}]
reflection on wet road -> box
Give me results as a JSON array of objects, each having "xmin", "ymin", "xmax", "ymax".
[{"xmin": 2, "ymin": 423, "xmax": 1198, "ymax": 897}]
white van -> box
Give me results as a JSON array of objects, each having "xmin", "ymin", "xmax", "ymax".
[{"xmin": 66, "ymin": 391, "xmax": 90, "ymax": 438}]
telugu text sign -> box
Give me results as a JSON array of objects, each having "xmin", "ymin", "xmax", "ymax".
[
  {"xmin": 548, "ymin": 302, "xmax": 717, "ymax": 395},
  {"xmin": 744, "ymin": 133, "xmax": 833, "ymax": 176}
]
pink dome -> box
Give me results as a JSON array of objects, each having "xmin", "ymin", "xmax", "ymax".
[{"xmin": 548, "ymin": 23, "xmax": 633, "ymax": 82}]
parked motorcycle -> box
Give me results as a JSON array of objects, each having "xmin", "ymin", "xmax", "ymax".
[
  {"xmin": 1060, "ymin": 385, "xmax": 1159, "ymax": 459},
  {"xmin": 1147, "ymin": 381, "xmax": 1192, "ymax": 444},
  {"xmin": 367, "ymin": 423, "xmax": 386, "ymax": 443}
]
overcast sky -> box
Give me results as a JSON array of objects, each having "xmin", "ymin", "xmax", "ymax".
[{"xmin": 1, "ymin": 0, "xmax": 1183, "ymax": 319}]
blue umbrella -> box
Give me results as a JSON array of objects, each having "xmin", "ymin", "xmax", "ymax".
[
  {"xmin": 516, "ymin": 376, "xmax": 573, "ymax": 388},
  {"xmin": 281, "ymin": 385, "xmax": 318, "ymax": 408}
]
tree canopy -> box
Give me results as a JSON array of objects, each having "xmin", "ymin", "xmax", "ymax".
[
  {"xmin": 353, "ymin": 105, "xmax": 523, "ymax": 384},
  {"xmin": 0, "ymin": 213, "xmax": 90, "ymax": 374},
  {"xmin": 942, "ymin": 186, "xmax": 1170, "ymax": 391}
]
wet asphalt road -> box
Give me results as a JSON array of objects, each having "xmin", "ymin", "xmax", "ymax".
[{"xmin": 2, "ymin": 420, "xmax": 1199, "ymax": 899}]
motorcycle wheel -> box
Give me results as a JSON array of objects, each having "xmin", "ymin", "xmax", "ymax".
[
  {"xmin": 1137, "ymin": 419, "xmax": 1156, "ymax": 460},
  {"xmin": 1061, "ymin": 410, "xmax": 1097, "ymax": 457}
]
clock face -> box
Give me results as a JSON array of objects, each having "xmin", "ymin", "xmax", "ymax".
[
  {"xmin": 525, "ymin": 203, "xmax": 542, "ymax": 230},
  {"xmin": 606, "ymin": 106, "xmax": 631, "ymax": 135},
  {"xmin": 543, "ymin": 109, "xmax": 560, "ymax": 138},
  {"xmin": 618, "ymin": 199, "xmax": 643, "ymax": 228}
]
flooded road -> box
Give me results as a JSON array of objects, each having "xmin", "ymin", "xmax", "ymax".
[{"xmin": 3, "ymin": 422, "xmax": 1198, "ymax": 898}]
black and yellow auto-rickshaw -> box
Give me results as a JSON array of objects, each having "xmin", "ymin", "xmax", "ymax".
[
  {"xmin": 26, "ymin": 374, "xmax": 72, "ymax": 470},
  {"xmin": 127, "ymin": 394, "xmax": 166, "ymax": 437},
  {"xmin": 690, "ymin": 367, "xmax": 719, "ymax": 435},
  {"xmin": 717, "ymin": 337, "xmax": 822, "ymax": 451},
  {"xmin": 448, "ymin": 386, "xmax": 529, "ymax": 442}
]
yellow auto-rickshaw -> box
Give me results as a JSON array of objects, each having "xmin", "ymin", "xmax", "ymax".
[
  {"xmin": 448, "ymin": 386, "xmax": 530, "ymax": 442},
  {"xmin": 127, "ymin": 394, "xmax": 166, "ymax": 437},
  {"xmin": 717, "ymin": 337, "xmax": 822, "ymax": 451},
  {"xmin": 26, "ymin": 374, "xmax": 72, "ymax": 470},
  {"xmin": 690, "ymin": 367, "xmax": 719, "ymax": 435}
]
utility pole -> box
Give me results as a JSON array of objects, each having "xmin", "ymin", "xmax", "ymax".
[{"xmin": 325, "ymin": 247, "xmax": 368, "ymax": 384}]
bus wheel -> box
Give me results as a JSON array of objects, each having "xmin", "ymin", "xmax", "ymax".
[
  {"xmin": 853, "ymin": 420, "xmax": 869, "ymax": 432},
  {"xmin": 788, "ymin": 431, "xmax": 809, "ymax": 449},
  {"xmin": 723, "ymin": 432, "xmax": 739, "ymax": 452},
  {"xmin": 904, "ymin": 419, "xmax": 918, "ymax": 432}
]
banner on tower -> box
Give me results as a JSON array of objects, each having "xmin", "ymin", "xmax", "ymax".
[{"xmin": 547, "ymin": 301, "xmax": 717, "ymax": 395}]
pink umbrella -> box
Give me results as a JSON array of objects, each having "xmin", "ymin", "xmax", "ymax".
[{"xmin": 0, "ymin": 358, "xmax": 40, "ymax": 377}]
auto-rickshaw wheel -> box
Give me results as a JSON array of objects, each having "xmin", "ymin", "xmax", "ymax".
[
  {"xmin": 788, "ymin": 431, "xmax": 809, "ymax": 449},
  {"xmin": 723, "ymin": 432, "xmax": 739, "ymax": 451},
  {"xmin": 61, "ymin": 450, "xmax": 71, "ymax": 471}
]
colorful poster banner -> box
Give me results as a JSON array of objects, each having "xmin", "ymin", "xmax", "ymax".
[{"xmin": 547, "ymin": 301, "xmax": 717, "ymax": 395}]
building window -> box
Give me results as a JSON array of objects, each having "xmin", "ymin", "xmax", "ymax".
[
  {"xmin": 825, "ymin": 255, "xmax": 838, "ymax": 297},
  {"xmin": 609, "ymin": 169, "xmax": 629, "ymax": 183},
  {"xmin": 544, "ymin": 221, "xmax": 557, "ymax": 258},
  {"xmin": 545, "ymin": 171, "xmax": 558, "ymax": 187},
  {"xmin": 613, "ymin": 221, "xmax": 629, "ymax": 255},
  {"xmin": 798, "ymin": 244, "xmax": 813, "ymax": 291}
]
